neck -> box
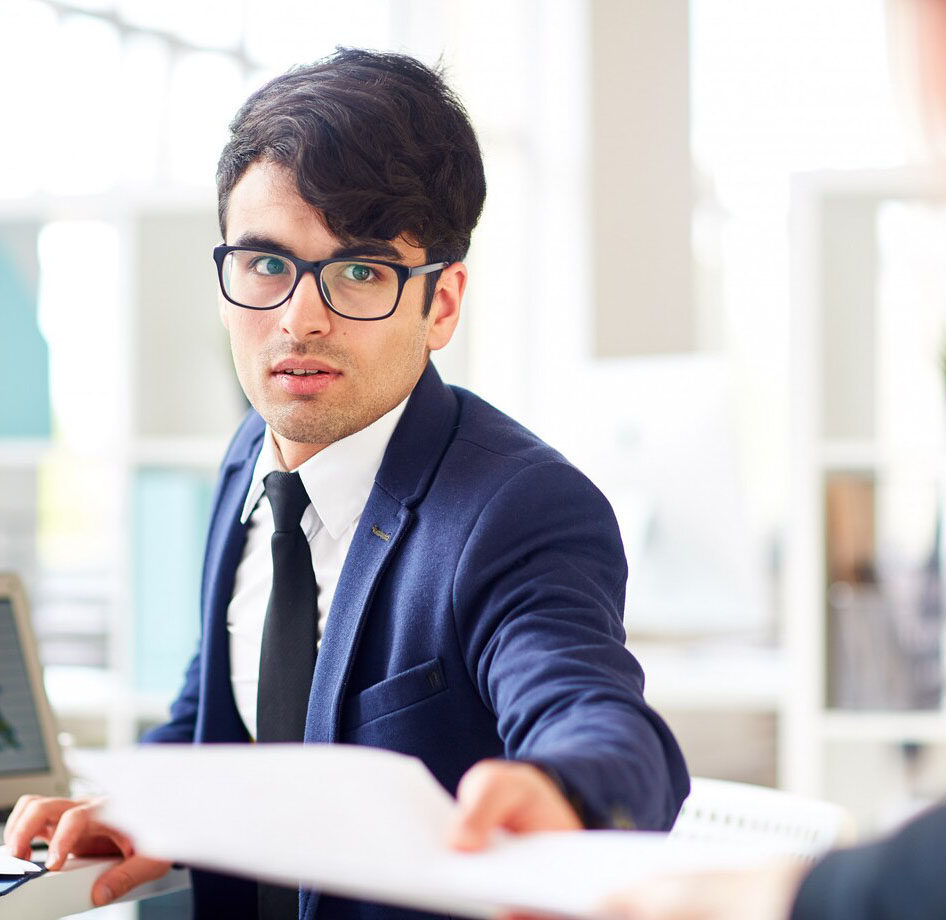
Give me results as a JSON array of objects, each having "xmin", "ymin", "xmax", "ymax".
[{"xmin": 271, "ymin": 434, "xmax": 327, "ymax": 471}]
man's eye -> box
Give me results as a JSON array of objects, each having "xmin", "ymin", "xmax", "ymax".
[
  {"xmin": 250, "ymin": 256, "xmax": 289, "ymax": 276},
  {"xmin": 342, "ymin": 263, "xmax": 375, "ymax": 282}
]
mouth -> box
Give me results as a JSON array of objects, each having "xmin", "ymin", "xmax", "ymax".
[
  {"xmin": 271, "ymin": 358, "xmax": 340, "ymax": 376},
  {"xmin": 270, "ymin": 359, "xmax": 341, "ymax": 395}
]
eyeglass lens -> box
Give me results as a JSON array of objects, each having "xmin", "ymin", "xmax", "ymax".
[{"xmin": 222, "ymin": 250, "xmax": 401, "ymax": 317}]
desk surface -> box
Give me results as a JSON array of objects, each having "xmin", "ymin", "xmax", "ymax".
[{"xmin": 1, "ymin": 855, "xmax": 189, "ymax": 920}]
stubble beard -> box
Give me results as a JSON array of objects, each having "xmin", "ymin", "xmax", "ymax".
[
  {"xmin": 240, "ymin": 325, "xmax": 431, "ymax": 449},
  {"xmin": 266, "ymin": 395, "xmax": 373, "ymax": 447}
]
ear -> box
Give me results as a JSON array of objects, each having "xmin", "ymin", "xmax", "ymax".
[
  {"xmin": 425, "ymin": 262, "xmax": 466, "ymax": 352},
  {"xmin": 218, "ymin": 292, "xmax": 230, "ymax": 331}
]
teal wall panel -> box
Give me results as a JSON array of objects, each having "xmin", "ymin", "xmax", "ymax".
[
  {"xmin": 133, "ymin": 468, "xmax": 214, "ymax": 694},
  {"xmin": 0, "ymin": 225, "xmax": 51, "ymax": 437}
]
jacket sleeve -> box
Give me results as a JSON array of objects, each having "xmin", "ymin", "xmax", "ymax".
[
  {"xmin": 139, "ymin": 648, "xmax": 200, "ymax": 743},
  {"xmin": 452, "ymin": 460, "xmax": 689, "ymax": 831},
  {"xmin": 791, "ymin": 801, "xmax": 946, "ymax": 920}
]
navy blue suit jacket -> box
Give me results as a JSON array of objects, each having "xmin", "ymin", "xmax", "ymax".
[
  {"xmin": 792, "ymin": 802, "xmax": 946, "ymax": 920},
  {"xmin": 144, "ymin": 362, "xmax": 689, "ymax": 919}
]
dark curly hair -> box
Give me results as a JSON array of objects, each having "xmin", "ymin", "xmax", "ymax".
[{"xmin": 216, "ymin": 48, "xmax": 487, "ymax": 313}]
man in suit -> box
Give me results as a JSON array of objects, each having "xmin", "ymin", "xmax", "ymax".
[{"xmin": 4, "ymin": 49, "xmax": 688, "ymax": 918}]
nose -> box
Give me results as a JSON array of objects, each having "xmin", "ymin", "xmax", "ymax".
[{"xmin": 280, "ymin": 270, "xmax": 333, "ymax": 341}]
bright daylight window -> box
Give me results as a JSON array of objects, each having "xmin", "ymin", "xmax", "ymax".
[{"xmin": 690, "ymin": 0, "xmax": 904, "ymax": 535}]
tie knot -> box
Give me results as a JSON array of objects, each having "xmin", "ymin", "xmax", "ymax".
[{"xmin": 264, "ymin": 471, "xmax": 310, "ymax": 532}]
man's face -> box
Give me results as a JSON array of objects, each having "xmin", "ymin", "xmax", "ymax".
[{"xmin": 220, "ymin": 160, "xmax": 464, "ymax": 468}]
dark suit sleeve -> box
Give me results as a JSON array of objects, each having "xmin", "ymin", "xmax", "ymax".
[
  {"xmin": 139, "ymin": 648, "xmax": 200, "ymax": 743},
  {"xmin": 791, "ymin": 802, "xmax": 946, "ymax": 920},
  {"xmin": 452, "ymin": 460, "xmax": 689, "ymax": 831}
]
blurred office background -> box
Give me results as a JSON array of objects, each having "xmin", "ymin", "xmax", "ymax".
[{"xmin": 3, "ymin": 0, "xmax": 946, "ymax": 848}]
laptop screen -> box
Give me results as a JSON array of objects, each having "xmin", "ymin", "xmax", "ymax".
[{"xmin": 0, "ymin": 597, "xmax": 50, "ymax": 776}]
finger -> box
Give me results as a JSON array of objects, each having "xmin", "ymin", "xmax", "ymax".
[
  {"xmin": 598, "ymin": 874, "xmax": 749, "ymax": 920},
  {"xmin": 47, "ymin": 807, "xmax": 132, "ymax": 870},
  {"xmin": 3, "ymin": 795, "xmax": 39, "ymax": 856},
  {"xmin": 44, "ymin": 804, "xmax": 98, "ymax": 869},
  {"xmin": 3, "ymin": 798, "xmax": 74, "ymax": 859},
  {"xmin": 501, "ymin": 914, "xmax": 572, "ymax": 920},
  {"xmin": 45, "ymin": 803, "xmax": 105, "ymax": 869},
  {"xmin": 597, "ymin": 892, "xmax": 653, "ymax": 920},
  {"xmin": 3, "ymin": 794, "xmax": 39, "ymax": 845},
  {"xmin": 450, "ymin": 762, "xmax": 525, "ymax": 850},
  {"xmin": 453, "ymin": 760, "xmax": 584, "ymax": 850},
  {"xmin": 92, "ymin": 856, "xmax": 172, "ymax": 906}
]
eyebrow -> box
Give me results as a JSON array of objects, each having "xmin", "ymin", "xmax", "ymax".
[
  {"xmin": 332, "ymin": 242, "xmax": 402, "ymax": 260},
  {"xmin": 232, "ymin": 233, "xmax": 294, "ymax": 255},
  {"xmin": 231, "ymin": 234, "xmax": 403, "ymax": 262}
]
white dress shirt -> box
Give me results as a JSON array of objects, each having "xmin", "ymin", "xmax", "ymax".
[{"xmin": 227, "ymin": 398, "xmax": 408, "ymax": 740}]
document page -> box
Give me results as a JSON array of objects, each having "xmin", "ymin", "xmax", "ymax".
[
  {"xmin": 73, "ymin": 745, "xmax": 761, "ymax": 919},
  {"xmin": 0, "ymin": 847, "xmax": 42, "ymax": 875}
]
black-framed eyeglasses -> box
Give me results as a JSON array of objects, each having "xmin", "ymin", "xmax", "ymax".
[{"xmin": 213, "ymin": 245, "xmax": 448, "ymax": 320}]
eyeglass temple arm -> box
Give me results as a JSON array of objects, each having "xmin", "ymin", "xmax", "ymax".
[{"xmin": 408, "ymin": 261, "xmax": 450, "ymax": 278}]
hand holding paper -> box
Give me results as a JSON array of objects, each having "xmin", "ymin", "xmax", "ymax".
[
  {"xmin": 590, "ymin": 862, "xmax": 809, "ymax": 920},
  {"xmin": 72, "ymin": 744, "xmax": 764, "ymax": 919},
  {"xmin": 2, "ymin": 793, "xmax": 171, "ymax": 905},
  {"xmin": 449, "ymin": 759, "xmax": 583, "ymax": 851}
]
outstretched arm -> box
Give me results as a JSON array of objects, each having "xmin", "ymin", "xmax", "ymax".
[{"xmin": 453, "ymin": 460, "xmax": 689, "ymax": 834}]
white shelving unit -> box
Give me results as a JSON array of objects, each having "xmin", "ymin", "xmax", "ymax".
[
  {"xmin": 786, "ymin": 165, "xmax": 946, "ymax": 831},
  {"xmin": 635, "ymin": 641, "xmax": 785, "ymax": 713},
  {"xmin": 0, "ymin": 192, "xmax": 244, "ymax": 748}
]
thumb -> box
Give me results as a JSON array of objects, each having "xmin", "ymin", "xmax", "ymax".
[{"xmin": 92, "ymin": 855, "xmax": 171, "ymax": 906}]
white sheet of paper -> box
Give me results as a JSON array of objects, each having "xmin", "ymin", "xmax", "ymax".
[
  {"xmin": 0, "ymin": 845, "xmax": 42, "ymax": 875},
  {"xmin": 73, "ymin": 745, "xmax": 763, "ymax": 919}
]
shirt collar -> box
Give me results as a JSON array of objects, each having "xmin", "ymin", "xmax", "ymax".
[{"xmin": 240, "ymin": 397, "xmax": 409, "ymax": 539}]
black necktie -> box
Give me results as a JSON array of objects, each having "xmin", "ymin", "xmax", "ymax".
[
  {"xmin": 256, "ymin": 471, "xmax": 318, "ymax": 920},
  {"xmin": 256, "ymin": 470, "xmax": 318, "ymax": 743}
]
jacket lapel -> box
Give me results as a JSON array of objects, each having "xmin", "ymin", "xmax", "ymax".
[
  {"xmin": 304, "ymin": 492, "xmax": 411, "ymax": 743},
  {"xmin": 303, "ymin": 362, "xmax": 459, "ymax": 744}
]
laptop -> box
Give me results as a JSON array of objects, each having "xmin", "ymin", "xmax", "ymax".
[{"xmin": 0, "ymin": 572, "xmax": 70, "ymax": 824}]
